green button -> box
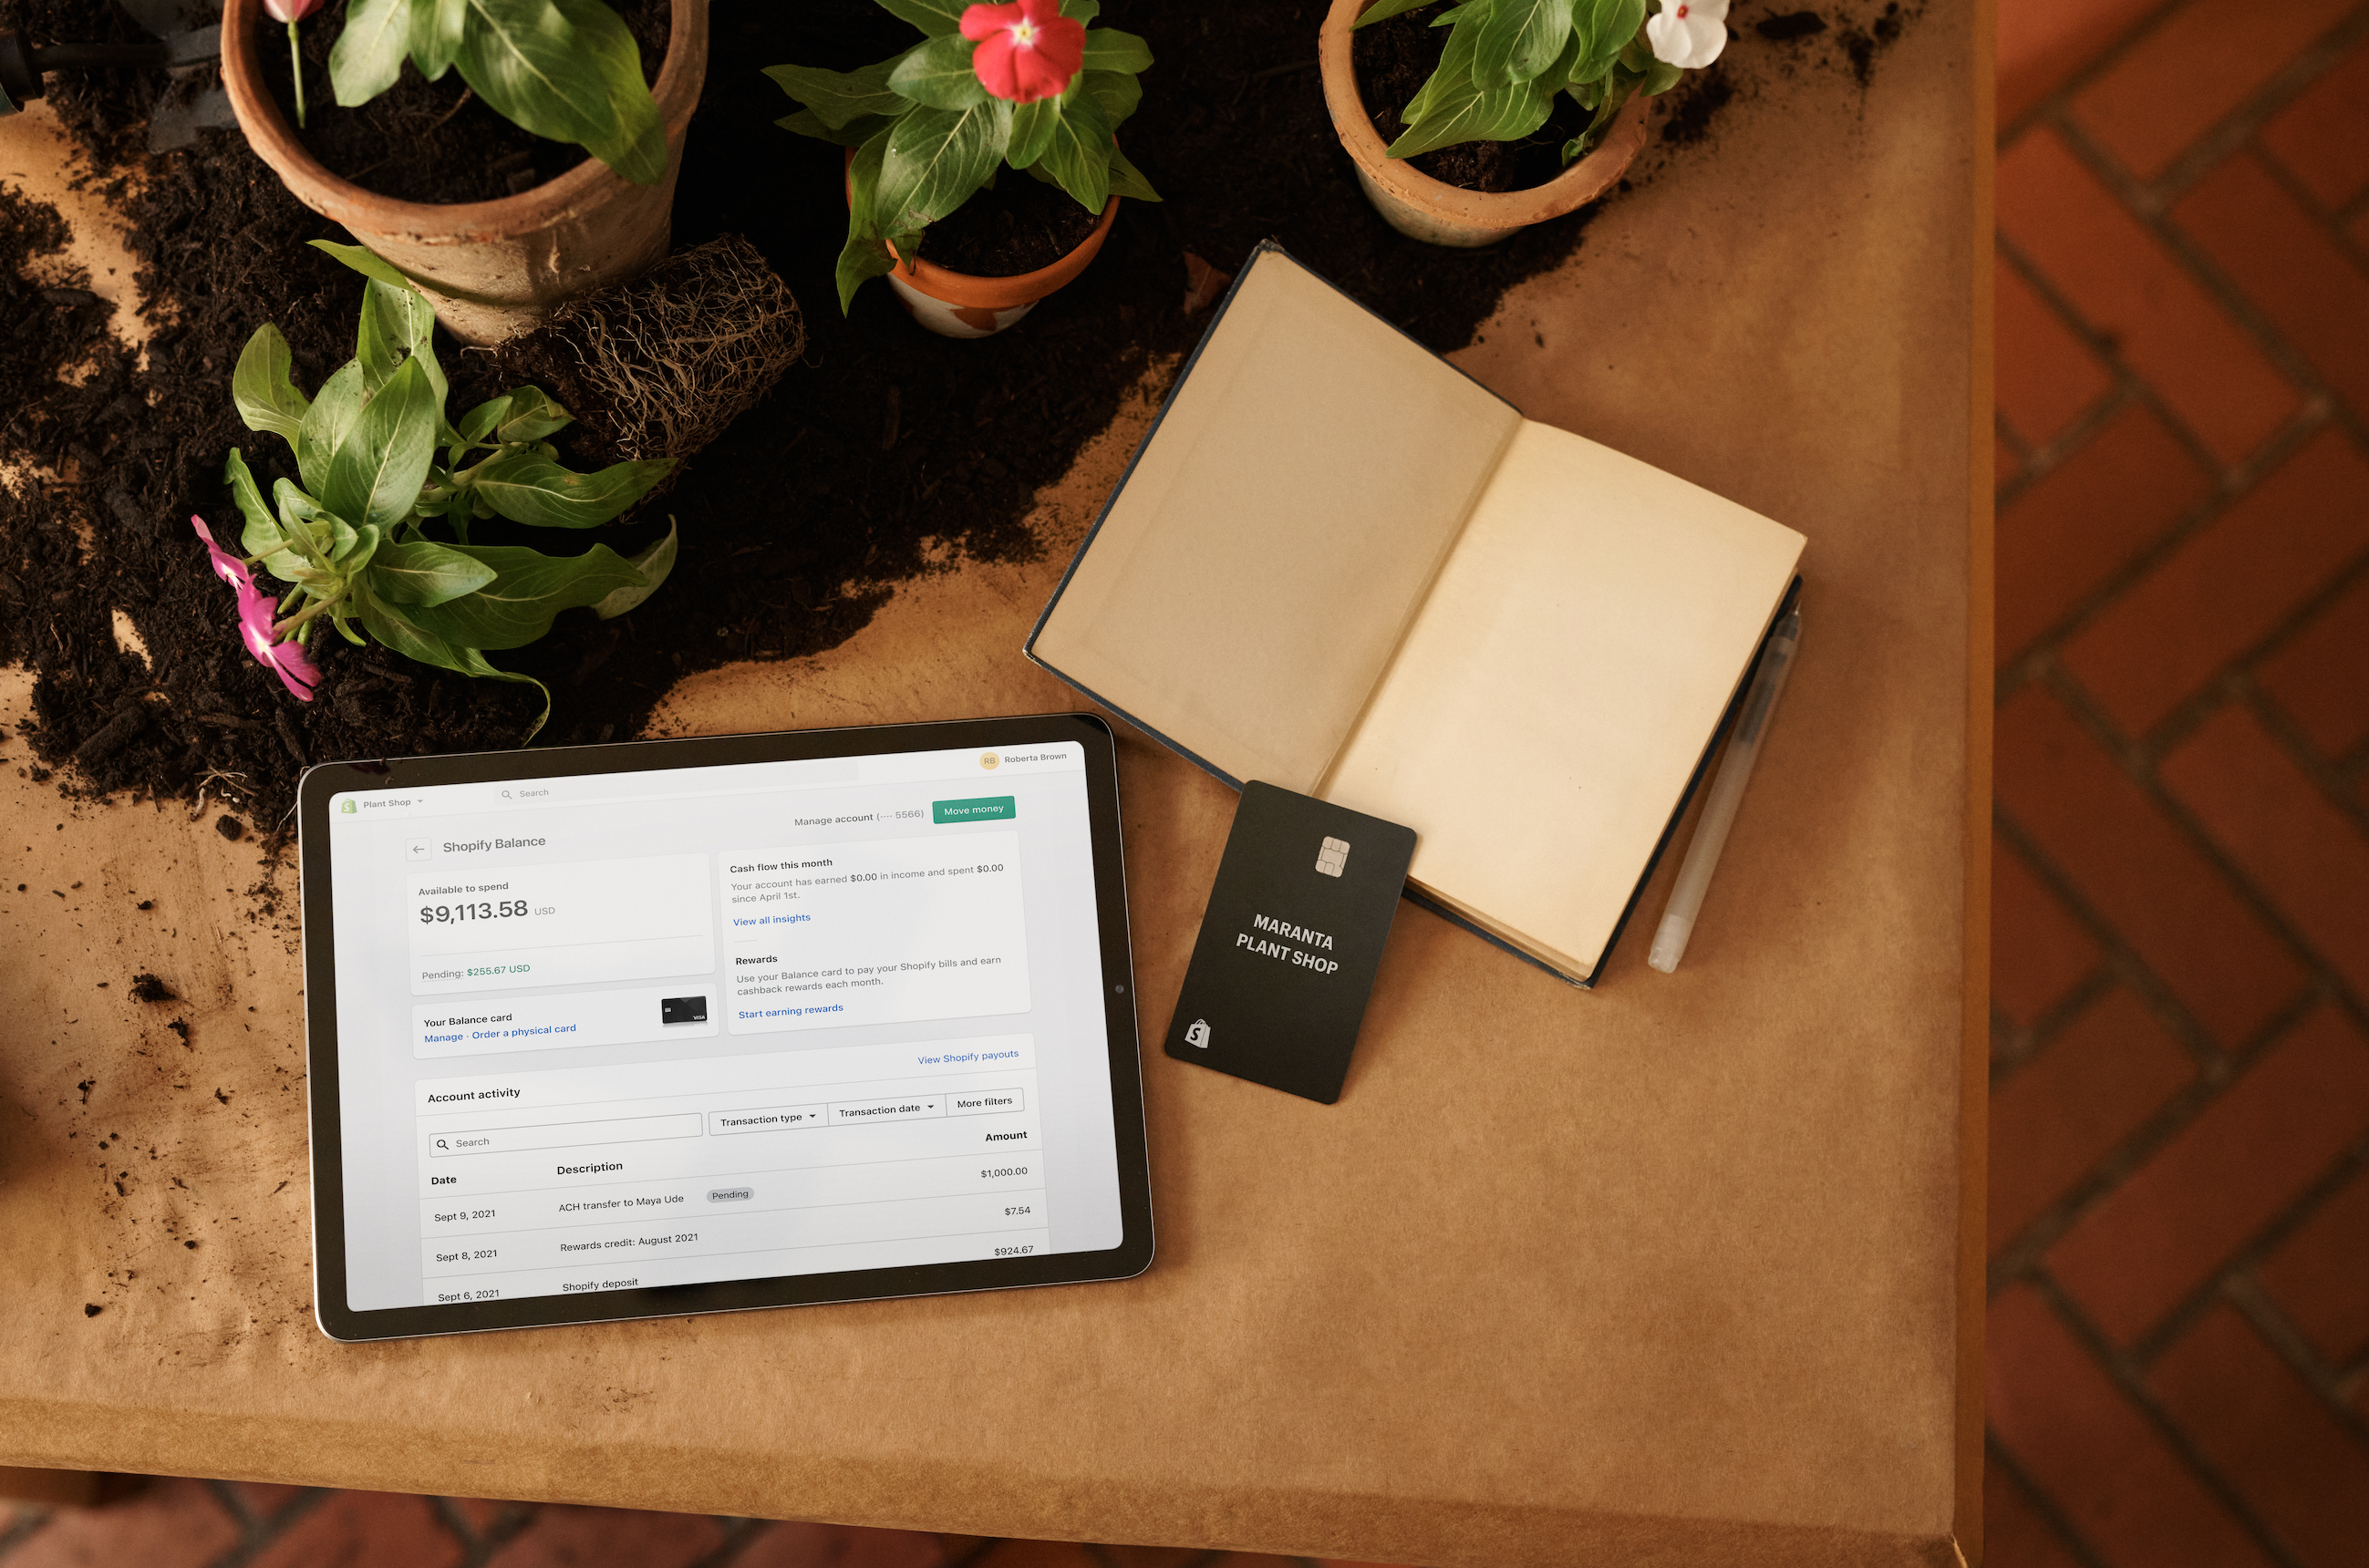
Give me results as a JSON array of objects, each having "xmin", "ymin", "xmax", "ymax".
[{"xmin": 932, "ymin": 796, "xmax": 1016, "ymax": 825}]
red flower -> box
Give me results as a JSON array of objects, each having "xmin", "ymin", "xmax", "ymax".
[{"xmin": 961, "ymin": 0, "xmax": 1085, "ymax": 105}]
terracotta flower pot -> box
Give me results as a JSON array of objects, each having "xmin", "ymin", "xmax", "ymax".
[
  {"xmin": 844, "ymin": 151, "xmax": 1120, "ymax": 338},
  {"xmin": 220, "ymin": 0, "xmax": 708, "ymax": 345},
  {"xmin": 1319, "ymin": 0, "xmax": 1650, "ymax": 248}
]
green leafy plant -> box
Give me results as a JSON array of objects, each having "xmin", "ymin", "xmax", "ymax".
[
  {"xmin": 766, "ymin": 0, "xmax": 1159, "ymax": 313},
  {"xmin": 1356, "ymin": 0, "xmax": 1727, "ymax": 164},
  {"xmin": 326, "ymin": 0, "xmax": 668, "ymax": 184},
  {"xmin": 216, "ymin": 240, "xmax": 678, "ymax": 739}
]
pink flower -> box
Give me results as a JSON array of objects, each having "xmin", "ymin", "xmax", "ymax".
[
  {"xmin": 262, "ymin": 0, "xmax": 326, "ymax": 22},
  {"xmin": 192, "ymin": 512, "xmax": 253, "ymax": 591},
  {"xmin": 247, "ymin": 614, "xmax": 322, "ymax": 701},
  {"xmin": 961, "ymin": 0, "xmax": 1085, "ymax": 104},
  {"xmin": 192, "ymin": 514, "xmax": 319, "ymax": 702}
]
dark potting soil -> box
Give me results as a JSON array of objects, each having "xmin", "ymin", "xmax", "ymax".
[
  {"xmin": 1757, "ymin": 11, "xmax": 1832, "ymax": 41},
  {"xmin": 916, "ymin": 170, "xmax": 1105, "ymax": 277},
  {"xmin": 0, "ymin": 184, "xmax": 123, "ymax": 462},
  {"xmin": 0, "ymin": 0, "xmax": 162, "ymax": 178},
  {"xmin": 0, "ymin": 136, "xmax": 553, "ymax": 811},
  {"xmin": 252, "ymin": 0, "xmax": 671, "ymax": 205},
  {"xmin": 1, "ymin": 0, "xmax": 1921, "ymax": 845},
  {"xmin": 1350, "ymin": 3, "xmax": 1604, "ymax": 194}
]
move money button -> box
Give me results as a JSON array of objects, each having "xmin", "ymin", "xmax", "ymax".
[{"xmin": 930, "ymin": 796, "xmax": 1014, "ymax": 824}]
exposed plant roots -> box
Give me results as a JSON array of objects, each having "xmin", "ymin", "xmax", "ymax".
[{"xmin": 498, "ymin": 235, "xmax": 806, "ymax": 473}]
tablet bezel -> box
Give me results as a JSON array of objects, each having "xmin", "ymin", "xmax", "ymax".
[{"xmin": 299, "ymin": 712, "xmax": 1153, "ymax": 1342}]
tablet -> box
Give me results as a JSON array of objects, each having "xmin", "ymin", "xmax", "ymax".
[{"xmin": 297, "ymin": 713, "xmax": 1153, "ymax": 1342}]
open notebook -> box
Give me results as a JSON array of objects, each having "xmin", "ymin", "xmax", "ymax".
[{"xmin": 1026, "ymin": 244, "xmax": 1805, "ymax": 985}]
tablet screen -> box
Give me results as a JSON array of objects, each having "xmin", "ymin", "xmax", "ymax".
[{"xmin": 318, "ymin": 737, "xmax": 1128, "ymax": 1315}]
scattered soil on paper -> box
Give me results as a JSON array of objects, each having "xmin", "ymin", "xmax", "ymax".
[
  {"xmin": 251, "ymin": 0, "xmax": 671, "ymax": 205},
  {"xmin": 1835, "ymin": 1, "xmax": 1912, "ymax": 88},
  {"xmin": 0, "ymin": 183, "xmax": 123, "ymax": 469},
  {"xmin": 1756, "ymin": 12, "xmax": 1832, "ymax": 41},
  {"xmin": 0, "ymin": 0, "xmax": 1918, "ymax": 842},
  {"xmin": 0, "ymin": 0, "xmax": 164, "ymax": 177}
]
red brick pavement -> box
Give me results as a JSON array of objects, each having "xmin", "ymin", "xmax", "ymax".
[
  {"xmin": 1990, "ymin": 5, "xmax": 2369, "ymax": 1568},
  {"xmin": 0, "ymin": 1490, "xmax": 1314, "ymax": 1568},
  {"xmin": 10, "ymin": 4, "xmax": 2369, "ymax": 1565}
]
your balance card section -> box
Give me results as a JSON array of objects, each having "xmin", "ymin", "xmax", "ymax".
[{"xmin": 413, "ymin": 1035, "xmax": 1045, "ymax": 1305}]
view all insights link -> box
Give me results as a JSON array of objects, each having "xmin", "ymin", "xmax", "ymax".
[{"xmin": 324, "ymin": 743, "xmax": 1128, "ymax": 1312}]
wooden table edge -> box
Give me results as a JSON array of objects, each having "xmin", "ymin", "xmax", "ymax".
[{"xmin": 1954, "ymin": 0, "xmax": 1999, "ymax": 1561}]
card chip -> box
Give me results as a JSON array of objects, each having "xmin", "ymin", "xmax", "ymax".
[{"xmin": 1315, "ymin": 836, "xmax": 1350, "ymax": 877}]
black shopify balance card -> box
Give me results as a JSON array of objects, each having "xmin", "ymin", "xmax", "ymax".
[{"xmin": 1164, "ymin": 781, "xmax": 1417, "ymax": 1104}]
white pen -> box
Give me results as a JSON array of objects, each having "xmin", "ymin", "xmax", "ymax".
[{"xmin": 1647, "ymin": 606, "xmax": 1802, "ymax": 974}]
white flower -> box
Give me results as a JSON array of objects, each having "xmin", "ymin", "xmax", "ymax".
[{"xmin": 1645, "ymin": 0, "xmax": 1730, "ymax": 70}]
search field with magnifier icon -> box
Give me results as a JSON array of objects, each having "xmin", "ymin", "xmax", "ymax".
[{"xmin": 428, "ymin": 1114, "xmax": 702, "ymax": 1158}]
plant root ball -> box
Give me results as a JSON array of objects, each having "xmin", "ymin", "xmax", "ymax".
[{"xmin": 488, "ymin": 234, "xmax": 806, "ymax": 481}]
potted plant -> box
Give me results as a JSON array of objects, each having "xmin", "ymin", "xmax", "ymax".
[
  {"xmin": 767, "ymin": 0, "xmax": 1158, "ymax": 337},
  {"xmin": 219, "ymin": 0, "xmax": 709, "ymax": 343},
  {"xmin": 1320, "ymin": 0, "xmax": 1725, "ymax": 247},
  {"xmin": 201, "ymin": 241, "xmax": 678, "ymax": 739}
]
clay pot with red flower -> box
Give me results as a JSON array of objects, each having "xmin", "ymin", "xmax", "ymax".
[{"xmin": 768, "ymin": 0, "xmax": 1157, "ymax": 338}]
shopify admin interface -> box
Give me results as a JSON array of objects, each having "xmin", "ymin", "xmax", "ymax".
[{"xmin": 322, "ymin": 742, "xmax": 1124, "ymax": 1312}]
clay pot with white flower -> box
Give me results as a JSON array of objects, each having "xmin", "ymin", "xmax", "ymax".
[
  {"xmin": 220, "ymin": 0, "xmax": 706, "ymax": 344},
  {"xmin": 768, "ymin": 0, "xmax": 1158, "ymax": 338},
  {"xmin": 1319, "ymin": 0, "xmax": 1727, "ymax": 248}
]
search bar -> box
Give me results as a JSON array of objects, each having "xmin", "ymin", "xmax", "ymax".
[
  {"xmin": 409, "ymin": 762, "xmax": 864, "ymax": 820},
  {"xmin": 427, "ymin": 1113, "xmax": 701, "ymax": 1157}
]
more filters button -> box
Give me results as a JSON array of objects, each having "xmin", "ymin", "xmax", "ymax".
[{"xmin": 947, "ymin": 1088, "xmax": 1026, "ymax": 1117}]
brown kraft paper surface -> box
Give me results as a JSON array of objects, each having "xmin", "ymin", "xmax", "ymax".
[{"xmin": 0, "ymin": 5, "xmax": 1983, "ymax": 1563}]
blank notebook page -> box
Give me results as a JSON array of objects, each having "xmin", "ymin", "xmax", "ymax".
[
  {"xmin": 1028, "ymin": 253, "xmax": 1519, "ymax": 790},
  {"xmin": 1318, "ymin": 420, "xmax": 1805, "ymax": 977}
]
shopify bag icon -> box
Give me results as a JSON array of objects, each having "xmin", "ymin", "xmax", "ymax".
[{"xmin": 1184, "ymin": 1018, "xmax": 1211, "ymax": 1049}]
